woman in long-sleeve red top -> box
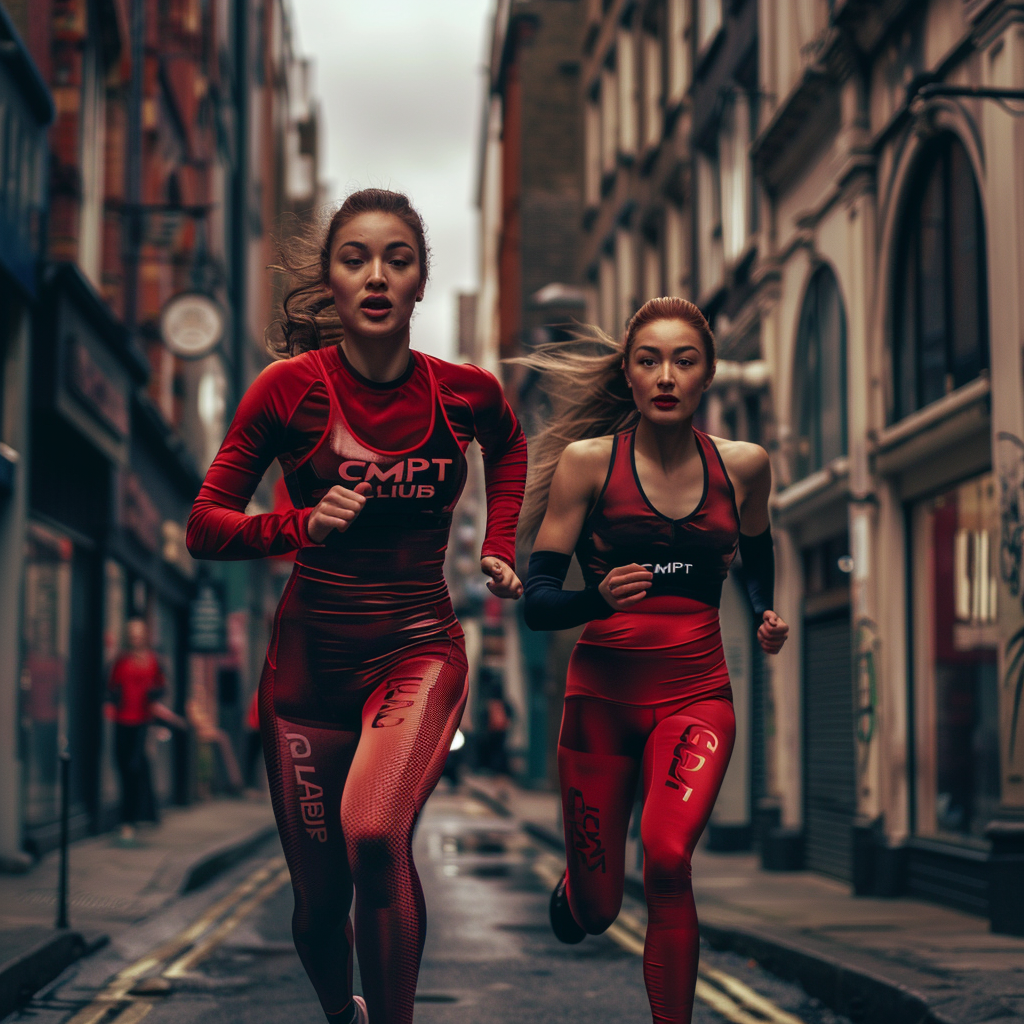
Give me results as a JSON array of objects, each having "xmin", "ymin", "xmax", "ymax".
[{"xmin": 187, "ymin": 189, "xmax": 526, "ymax": 1024}]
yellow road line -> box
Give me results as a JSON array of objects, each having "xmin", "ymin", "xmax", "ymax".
[
  {"xmin": 693, "ymin": 979, "xmax": 772, "ymax": 1024},
  {"xmin": 531, "ymin": 856, "xmax": 801, "ymax": 1024},
  {"xmin": 63, "ymin": 856, "xmax": 287, "ymax": 1023},
  {"xmin": 107, "ymin": 1002, "xmax": 155, "ymax": 1024},
  {"xmin": 701, "ymin": 966, "xmax": 806, "ymax": 1024},
  {"xmin": 163, "ymin": 865, "xmax": 291, "ymax": 978}
]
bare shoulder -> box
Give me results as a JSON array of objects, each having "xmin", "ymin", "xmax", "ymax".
[
  {"xmin": 707, "ymin": 436, "xmax": 770, "ymax": 487},
  {"xmin": 555, "ymin": 436, "xmax": 615, "ymax": 500}
]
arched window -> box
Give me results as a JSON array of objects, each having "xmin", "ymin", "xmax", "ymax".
[
  {"xmin": 893, "ymin": 135, "xmax": 989, "ymax": 421},
  {"xmin": 794, "ymin": 266, "xmax": 847, "ymax": 480}
]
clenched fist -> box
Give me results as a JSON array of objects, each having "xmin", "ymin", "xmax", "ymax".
[
  {"xmin": 306, "ymin": 483, "xmax": 369, "ymax": 544},
  {"xmin": 598, "ymin": 563, "xmax": 653, "ymax": 611}
]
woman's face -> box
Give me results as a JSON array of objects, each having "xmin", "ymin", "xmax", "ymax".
[
  {"xmin": 624, "ymin": 319, "xmax": 714, "ymax": 424},
  {"xmin": 328, "ymin": 211, "xmax": 425, "ymax": 343}
]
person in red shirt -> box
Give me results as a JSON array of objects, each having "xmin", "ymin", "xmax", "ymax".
[
  {"xmin": 108, "ymin": 617, "xmax": 165, "ymax": 843},
  {"xmin": 186, "ymin": 189, "xmax": 526, "ymax": 1024}
]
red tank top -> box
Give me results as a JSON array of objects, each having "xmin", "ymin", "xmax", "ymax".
[
  {"xmin": 282, "ymin": 348, "xmax": 467, "ymax": 585},
  {"xmin": 575, "ymin": 427, "xmax": 740, "ymax": 609}
]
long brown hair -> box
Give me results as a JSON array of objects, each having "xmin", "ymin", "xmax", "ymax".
[
  {"xmin": 513, "ymin": 297, "xmax": 715, "ymax": 541},
  {"xmin": 266, "ymin": 188, "xmax": 431, "ymax": 358}
]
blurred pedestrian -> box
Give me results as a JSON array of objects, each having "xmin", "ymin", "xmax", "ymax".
[
  {"xmin": 477, "ymin": 672, "xmax": 514, "ymax": 801},
  {"xmin": 520, "ymin": 298, "xmax": 789, "ymax": 1024},
  {"xmin": 243, "ymin": 689, "xmax": 263, "ymax": 795},
  {"xmin": 186, "ymin": 189, "xmax": 526, "ymax": 1024},
  {"xmin": 107, "ymin": 618, "xmax": 165, "ymax": 845}
]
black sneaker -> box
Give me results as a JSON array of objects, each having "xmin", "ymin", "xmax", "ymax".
[{"xmin": 549, "ymin": 870, "xmax": 586, "ymax": 944}]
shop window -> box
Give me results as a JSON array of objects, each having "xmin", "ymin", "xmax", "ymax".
[
  {"xmin": 911, "ymin": 474, "xmax": 1000, "ymax": 839},
  {"xmin": 893, "ymin": 135, "xmax": 989, "ymax": 422},
  {"xmin": 21, "ymin": 523, "xmax": 74, "ymax": 827},
  {"xmin": 793, "ymin": 266, "xmax": 847, "ymax": 480}
]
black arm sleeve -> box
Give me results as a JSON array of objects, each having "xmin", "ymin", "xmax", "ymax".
[
  {"xmin": 524, "ymin": 550, "xmax": 615, "ymax": 631},
  {"xmin": 737, "ymin": 527, "xmax": 775, "ymax": 618}
]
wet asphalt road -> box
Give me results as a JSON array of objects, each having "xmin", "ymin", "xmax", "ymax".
[{"xmin": 10, "ymin": 787, "xmax": 852, "ymax": 1024}]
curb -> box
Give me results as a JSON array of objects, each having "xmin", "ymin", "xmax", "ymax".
[
  {"xmin": 180, "ymin": 822, "xmax": 279, "ymax": 893},
  {"xmin": 513, "ymin": 814, "xmax": 961, "ymax": 1024},
  {"xmin": 0, "ymin": 931, "xmax": 107, "ymax": 1021},
  {"xmin": 0, "ymin": 819, "xmax": 278, "ymax": 1019}
]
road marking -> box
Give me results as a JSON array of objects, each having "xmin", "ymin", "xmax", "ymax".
[
  {"xmin": 163, "ymin": 865, "xmax": 291, "ymax": 977},
  {"xmin": 531, "ymin": 855, "xmax": 803, "ymax": 1024},
  {"xmin": 62, "ymin": 856, "xmax": 288, "ymax": 1024}
]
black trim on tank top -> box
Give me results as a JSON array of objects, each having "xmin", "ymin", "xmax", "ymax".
[
  {"xmin": 581, "ymin": 432, "xmax": 622, "ymax": 530},
  {"xmin": 701, "ymin": 431, "xmax": 742, "ymax": 529},
  {"xmin": 630, "ymin": 427, "xmax": 709, "ymax": 524},
  {"xmin": 335, "ymin": 343, "xmax": 416, "ymax": 390}
]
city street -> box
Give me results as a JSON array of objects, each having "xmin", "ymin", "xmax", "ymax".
[{"xmin": 11, "ymin": 788, "xmax": 850, "ymax": 1024}]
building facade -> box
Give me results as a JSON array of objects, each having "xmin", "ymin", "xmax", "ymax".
[
  {"xmin": 473, "ymin": 0, "xmax": 586, "ymax": 785},
  {"xmin": 566, "ymin": 0, "xmax": 1024, "ymax": 931},
  {"xmin": 0, "ymin": 0, "xmax": 321, "ymax": 862},
  {"xmin": 755, "ymin": 0, "xmax": 1024, "ymax": 932}
]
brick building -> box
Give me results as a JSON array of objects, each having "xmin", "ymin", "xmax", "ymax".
[{"xmin": 0, "ymin": 0, "xmax": 321, "ymax": 862}]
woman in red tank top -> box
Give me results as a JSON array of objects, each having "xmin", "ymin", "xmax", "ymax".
[
  {"xmin": 187, "ymin": 190, "xmax": 526, "ymax": 1024},
  {"xmin": 520, "ymin": 297, "xmax": 788, "ymax": 1024}
]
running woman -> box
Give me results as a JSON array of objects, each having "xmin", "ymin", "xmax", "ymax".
[
  {"xmin": 186, "ymin": 189, "xmax": 526, "ymax": 1024},
  {"xmin": 520, "ymin": 297, "xmax": 788, "ymax": 1024}
]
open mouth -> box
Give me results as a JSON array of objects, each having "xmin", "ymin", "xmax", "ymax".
[
  {"xmin": 652, "ymin": 396, "xmax": 679, "ymax": 408},
  {"xmin": 360, "ymin": 296, "xmax": 393, "ymax": 319}
]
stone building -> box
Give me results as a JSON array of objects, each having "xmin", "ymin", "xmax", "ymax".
[{"xmin": 568, "ymin": 0, "xmax": 1024, "ymax": 932}]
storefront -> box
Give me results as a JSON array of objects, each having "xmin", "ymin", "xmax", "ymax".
[
  {"xmin": 0, "ymin": 8, "xmax": 54, "ymax": 867},
  {"xmin": 25, "ymin": 263, "xmax": 146, "ymax": 852}
]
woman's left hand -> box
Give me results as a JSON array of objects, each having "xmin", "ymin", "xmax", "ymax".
[
  {"xmin": 481, "ymin": 557, "xmax": 523, "ymax": 599},
  {"xmin": 757, "ymin": 610, "xmax": 789, "ymax": 655}
]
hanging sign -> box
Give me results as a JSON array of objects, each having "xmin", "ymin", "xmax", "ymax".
[{"xmin": 160, "ymin": 292, "xmax": 225, "ymax": 360}]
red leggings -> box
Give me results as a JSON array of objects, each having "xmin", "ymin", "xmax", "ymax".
[
  {"xmin": 559, "ymin": 693, "xmax": 735, "ymax": 1024},
  {"xmin": 259, "ymin": 572, "xmax": 467, "ymax": 1024}
]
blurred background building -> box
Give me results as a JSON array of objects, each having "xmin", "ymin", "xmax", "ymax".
[
  {"xmin": 0, "ymin": 0, "xmax": 322, "ymax": 865},
  {"xmin": 466, "ymin": 0, "xmax": 1024, "ymax": 934}
]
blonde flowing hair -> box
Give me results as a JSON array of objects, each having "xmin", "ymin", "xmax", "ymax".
[{"xmin": 512, "ymin": 297, "xmax": 715, "ymax": 542}]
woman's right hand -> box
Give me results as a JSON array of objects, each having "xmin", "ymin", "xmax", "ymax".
[
  {"xmin": 306, "ymin": 485, "xmax": 368, "ymax": 544},
  {"xmin": 598, "ymin": 563, "xmax": 653, "ymax": 610}
]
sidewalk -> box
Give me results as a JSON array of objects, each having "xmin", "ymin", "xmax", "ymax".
[
  {"xmin": 467, "ymin": 775, "xmax": 1024, "ymax": 1024},
  {"xmin": 0, "ymin": 798, "xmax": 276, "ymax": 1018}
]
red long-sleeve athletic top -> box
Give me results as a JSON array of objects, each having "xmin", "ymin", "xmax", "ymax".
[{"xmin": 186, "ymin": 345, "xmax": 526, "ymax": 580}]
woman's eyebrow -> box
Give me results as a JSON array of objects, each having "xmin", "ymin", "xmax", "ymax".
[{"xmin": 337, "ymin": 240, "xmax": 415, "ymax": 252}]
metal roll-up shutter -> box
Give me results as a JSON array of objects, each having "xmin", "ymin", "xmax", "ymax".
[{"xmin": 803, "ymin": 609, "xmax": 855, "ymax": 881}]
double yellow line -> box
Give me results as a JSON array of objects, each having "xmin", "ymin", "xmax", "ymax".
[
  {"xmin": 64, "ymin": 857, "xmax": 292, "ymax": 1024},
  {"xmin": 533, "ymin": 855, "xmax": 803, "ymax": 1024}
]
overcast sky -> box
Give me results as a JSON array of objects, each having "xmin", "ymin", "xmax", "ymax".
[{"xmin": 289, "ymin": 0, "xmax": 494, "ymax": 360}]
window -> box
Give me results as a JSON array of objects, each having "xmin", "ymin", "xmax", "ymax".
[
  {"xmin": 719, "ymin": 93, "xmax": 752, "ymax": 264},
  {"xmin": 599, "ymin": 254, "xmax": 616, "ymax": 335},
  {"xmin": 584, "ymin": 98, "xmax": 601, "ymax": 206},
  {"xmin": 695, "ymin": 148, "xmax": 723, "ymax": 298},
  {"xmin": 664, "ymin": 203, "xmax": 686, "ymax": 296},
  {"xmin": 697, "ymin": 0, "xmax": 723, "ymax": 52},
  {"xmin": 893, "ymin": 135, "xmax": 989, "ymax": 421},
  {"xmin": 617, "ymin": 29, "xmax": 639, "ymax": 157},
  {"xmin": 615, "ymin": 227, "xmax": 637, "ymax": 330},
  {"xmin": 600, "ymin": 64, "xmax": 618, "ymax": 177},
  {"xmin": 642, "ymin": 32, "xmax": 663, "ymax": 150},
  {"xmin": 912, "ymin": 474, "xmax": 1000, "ymax": 839},
  {"xmin": 793, "ymin": 266, "xmax": 847, "ymax": 479},
  {"xmin": 666, "ymin": 0, "xmax": 690, "ymax": 106}
]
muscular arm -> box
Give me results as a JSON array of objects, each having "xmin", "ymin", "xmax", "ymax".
[
  {"xmin": 716, "ymin": 439, "xmax": 788, "ymax": 653},
  {"xmin": 186, "ymin": 361, "xmax": 317, "ymax": 560}
]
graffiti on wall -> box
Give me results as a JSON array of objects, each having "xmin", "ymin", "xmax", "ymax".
[
  {"xmin": 854, "ymin": 617, "xmax": 879, "ymax": 782},
  {"xmin": 997, "ymin": 431, "xmax": 1024, "ymax": 761}
]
